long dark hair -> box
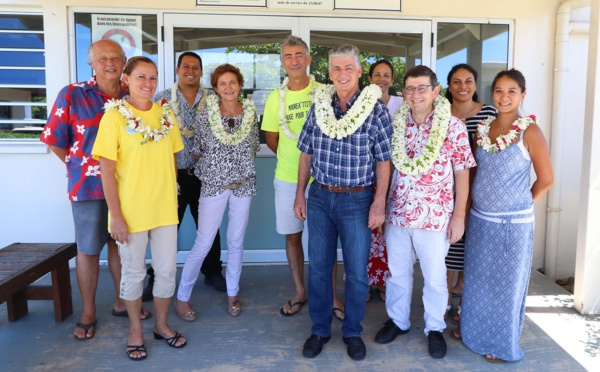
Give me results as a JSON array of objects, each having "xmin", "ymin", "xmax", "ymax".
[
  {"xmin": 445, "ymin": 63, "xmax": 479, "ymax": 103},
  {"xmin": 492, "ymin": 68, "xmax": 526, "ymax": 93}
]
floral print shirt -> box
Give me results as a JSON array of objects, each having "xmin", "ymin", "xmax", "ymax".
[
  {"xmin": 192, "ymin": 106, "xmax": 260, "ymax": 197},
  {"xmin": 386, "ymin": 109, "xmax": 476, "ymax": 231},
  {"xmin": 40, "ymin": 76, "xmax": 128, "ymax": 201}
]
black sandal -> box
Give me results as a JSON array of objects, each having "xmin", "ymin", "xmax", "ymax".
[
  {"xmin": 126, "ymin": 344, "xmax": 147, "ymax": 361},
  {"xmin": 153, "ymin": 331, "xmax": 187, "ymax": 348}
]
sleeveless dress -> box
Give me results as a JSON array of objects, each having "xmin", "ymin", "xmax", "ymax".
[
  {"xmin": 445, "ymin": 105, "xmax": 497, "ymax": 271},
  {"xmin": 460, "ymin": 128, "xmax": 534, "ymax": 362}
]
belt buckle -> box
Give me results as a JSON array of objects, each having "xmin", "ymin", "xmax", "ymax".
[{"xmin": 187, "ymin": 168, "xmax": 194, "ymax": 175}]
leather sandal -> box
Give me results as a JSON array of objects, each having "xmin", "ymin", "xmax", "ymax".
[
  {"xmin": 174, "ymin": 299, "xmax": 196, "ymax": 322},
  {"xmin": 228, "ymin": 299, "xmax": 242, "ymax": 317},
  {"xmin": 153, "ymin": 331, "xmax": 187, "ymax": 348}
]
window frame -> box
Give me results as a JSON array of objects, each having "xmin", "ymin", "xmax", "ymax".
[{"xmin": 0, "ymin": 10, "xmax": 47, "ymax": 137}]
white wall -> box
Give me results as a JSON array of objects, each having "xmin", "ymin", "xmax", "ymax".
[
  {"xmin": 556, "ymin": 32, "xmax": 589, "ymax": 278},
  {"xmin": 0, "ymin": 0, "xmax": 588, "ymax": 276},
  {"xmin": 0, "ymin": 142, "xmax": 74, "ymax": 247}
]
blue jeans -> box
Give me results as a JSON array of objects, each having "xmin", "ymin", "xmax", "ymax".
[{"xmin": 307, "ymin": 182, "xmax": 373, "ymax": 338}]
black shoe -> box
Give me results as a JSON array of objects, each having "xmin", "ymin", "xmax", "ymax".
[
  {"xmin": 343, "ymin": 336, "xmax": 366, "ymax": 360},
  {"xmin": 204, "ymin": 273, "xmax": 226, "ymax": 292},
  {"xmin": 302, "ymin": 334, "xmax": 330, "ymax": 358},
  {"xmin": 141, "ymin": 269, "xmax": 155, "ymax": 302},
  {"xmin": 428, "ymin": 331, "xmax": 447, "ymax": 359},
  {"xmin": 375, "ymin": 319, "xmax": 409, "ymax": 344}
]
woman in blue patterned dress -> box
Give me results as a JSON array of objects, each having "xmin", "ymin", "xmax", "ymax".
[{"xmin": 452, "ymin": 69, "xmax": 553, "ymax": 363}]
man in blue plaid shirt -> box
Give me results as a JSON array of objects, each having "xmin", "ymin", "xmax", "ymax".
[{"xmin": 294, "ymin": 44, "xmax": 392, "ymax": 361}]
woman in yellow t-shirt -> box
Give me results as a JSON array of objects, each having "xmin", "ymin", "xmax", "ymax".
[{"xmin": 93, "ymin": 56, "xmax": 186, "ymax": 361}]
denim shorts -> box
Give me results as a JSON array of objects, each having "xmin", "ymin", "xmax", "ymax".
[{"xmin": 71, "ymin": 199, "xmax": 113, "ymax": 255}]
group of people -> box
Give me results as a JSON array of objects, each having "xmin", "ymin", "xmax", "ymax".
[{"xmin": 41, "ymin": 33, "xmax": 553, "ymax": 364}]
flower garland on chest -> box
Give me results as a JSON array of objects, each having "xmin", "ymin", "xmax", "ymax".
[
  {"xmin": 170, "ymin": 82, "xmax": 207, "ymax": 138},
  {"xmin": 278, "ymin": 75, "xmax": 316, "ymax": 141},
  {"xmin": 314, "ymin": 84, "xmax": 382, "ymax": 140},
  {"xmin": 476, "ymin": 115, "xmax": 535, "ymax": 152},
  {"xmin": 206, "ymin": 94, "xmax": 255, "ymax": 146},
  {"xmin": 391, "ymin": 96, "xmax": 451, "ymax": 175},
  {"xmin": 104, "ymin": 98, "xmax": 174, "ymax": 142}
]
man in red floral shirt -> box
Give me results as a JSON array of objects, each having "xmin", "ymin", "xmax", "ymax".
[
  {"xmin": 374, "ymin": 65, "xmax": 476, "ymax": 359},
  {"xmin": 41, "ymin": 39, "xmax": 151, "ymax": 340}
]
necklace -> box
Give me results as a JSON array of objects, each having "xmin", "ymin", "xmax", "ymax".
[
  {"xmin": 278, "ymin": 75, "xmax": 316, "ymax": 141},
  {"xmin": 206, "ymin": 94, "xmax": 255, "ymax": 145},
  {"xmin": 170, "ymin": 82, "xmax": 207, "ymax": 138},
  {"xmin": 104, "ymin": 98, "xmax": 174, "ymax": 142},
  {"xmin": 476, "ymin": 115, "xmax": 536, "ymax": 152},
  {"xmin": 314, "ymin": 84, "xmax": 381, "ymax": 139},
  {"xmin": 391, "ymin": 96, "xmax": 451, "ymax": 175}
]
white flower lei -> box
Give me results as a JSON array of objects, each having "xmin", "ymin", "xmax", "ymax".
[
  {"xmin": 391, "ymin": 96, "xmax": 451, "ymax": 175},
  {"xmin": 314, "ymin": 84, "xmax": 382, "ymax": 140},
  {"xmin": 170, "ymin": 82, "xmax": 207, "ymax": 138},
  {"xmin": 206, "ymin": 94, "xmax": 256, "ymax": 146},
  {"xmin": 103, "ymin": 98, "xmax": 174, "ymax": 142},
  {"xmin": 278, "ymin": 75, "xmax": 316, "ymax": 141},
  {"xmin": 476, "ymin": 114, "xmax": 535, "ymax": 152}
]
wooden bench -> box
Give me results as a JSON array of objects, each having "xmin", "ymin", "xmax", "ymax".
[{"xmin": 0, "ymin": 243, "xmax": 77, "ymax": 322}]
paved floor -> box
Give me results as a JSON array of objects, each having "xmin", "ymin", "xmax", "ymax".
[{"xmin": 0, "ymin": 263, "xmax": 597, "ymax": 371}]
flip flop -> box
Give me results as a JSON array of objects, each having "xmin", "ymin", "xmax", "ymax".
[
  {"xmin": 73, "ymin": 320, "xmax": 97, "ymax": 341},
  {"xmin": 484, "ymin": 355, "xmax": 505, "ymax": 363},
  {"xmin": 280, "ymin": 299, "xmax": 307, "ymax": 316},
  {"xmin": 112, "ymin": 308, "xmax": 153, "ymax": 320},
  {"xmin": 126, "ymin": 344, "xmax": 147, "ymax": 361},
  {"xmin": 333, "ymin": 307, "xmax": 345, "ymax": 322}
]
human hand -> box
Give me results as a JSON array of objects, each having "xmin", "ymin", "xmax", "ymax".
[
  {"xmin": 110, "ymin": 215, "xmax": 130, "ymax": 245},
  {"xmin": 293, "ymin": 194, "xmax": 307, "ymax": 221},
  {"xmin": 447, "ymin": 215, "xmax": 465, "ymax": 244},
  {"xmin": 368, "ymin": 200, "xmax": 386, "ymax": 232}
]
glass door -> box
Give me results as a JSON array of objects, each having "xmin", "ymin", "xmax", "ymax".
[
  {"xmin": 162, "ymin": 13, "xmax": 431, "ymax": 259},
  {"xmin": 300, "ymin": 17, "xmax": 431, "ymax": 92}
]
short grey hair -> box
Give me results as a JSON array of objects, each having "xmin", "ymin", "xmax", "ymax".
[
  {"xmin": 328, "ymin": 44, "xmax": 360, "ymax": 69},
  {"xmin": 280, "ymin": 35, "xmax": 310, "ymax": 59},
  {"xmin": 87, "ymin": 39, "xmax": 126, "ymax": 63}
]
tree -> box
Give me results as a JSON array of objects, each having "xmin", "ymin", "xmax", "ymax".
[{"xmin": 226, "ymin": 44, "xmax": 406, "ymax": 93}]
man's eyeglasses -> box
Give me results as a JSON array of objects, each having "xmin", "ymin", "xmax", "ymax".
[{"xmin": 404, "ymin": 85, "xmax": 432, "ymax": 95}]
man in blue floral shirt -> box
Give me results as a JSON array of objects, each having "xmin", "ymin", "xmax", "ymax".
[
  {"xmin": 294, "ymin": 44, "xmax": 392, "ymax": 361},
  {"xmin": 41, "ymin": 39, "xmax": 151, "ymax": 340},
  {"xmin": 153, "ymin": 52, "xmax": 225, "ymax": 313}
]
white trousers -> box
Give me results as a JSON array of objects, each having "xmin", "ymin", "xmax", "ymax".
[
  {"xmin": 177, "ymin": 190, "xmax": 252, "ymax": 300},
  {"xmin": 119, "ymin": 225, "xmax": 178, "ymax": 301},
  {"xmin": 384, "ymin": 224, "xmax": 450, "ymax": 335}
]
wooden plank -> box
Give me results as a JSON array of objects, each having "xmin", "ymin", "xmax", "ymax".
[{"xmin": 0, "ymin": 243, "xmax": 77, "ymax": 322}]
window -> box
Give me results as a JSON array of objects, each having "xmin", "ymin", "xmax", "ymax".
[
  {"xmin": 73, "ymin": 12, "xmax": 158, "ymax": 82},
  {"xmin": 436, "ymin": 22, "xmax": 510, "ymax": 105},
  {"xmin": 0, "ymin": 12, "xmax": 46, "ymax": 138}
]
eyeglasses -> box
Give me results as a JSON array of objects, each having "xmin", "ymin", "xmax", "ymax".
[{"xmin": 404, "ymin": 85, "xmax": 432, "ymax": 95}]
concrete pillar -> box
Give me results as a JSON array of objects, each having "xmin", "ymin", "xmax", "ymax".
[{"xmin": 574, "ymin": 0, "xmax": 600, "ymax": 314}]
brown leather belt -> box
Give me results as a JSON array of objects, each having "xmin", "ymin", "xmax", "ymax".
[{"xmin": 318, "ymin": 183, "xmax": 366, "ymax": 193}]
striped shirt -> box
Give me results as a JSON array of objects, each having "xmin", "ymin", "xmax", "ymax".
[{"xmin": 297, "ymin": 89, "xmax": 393, "ymax": 187}]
